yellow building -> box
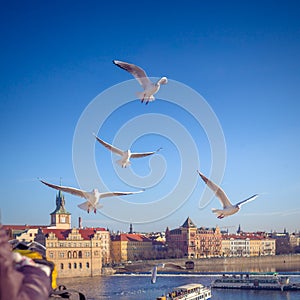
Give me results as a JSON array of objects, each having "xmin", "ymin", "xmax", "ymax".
[
  {"xmin": 5, "ymin": 189, "xmax": 111, "ymax": 278},
  {"xmin": 34, "ymin": 190, "xmax": 111, "ymax": 277},
  {"xmin": 111, "ymin": 233, "xmax": 153, "ymax": 263},
  {"xmin": 222, "ymin": 234, "xmax": 276, "ymax": 257},
  {"xmin": 35, "ymin": 227, "xmax": 111, "ymax": 278},
  {"xmin": 249, "ymin": 237, "xmax": 261, "ymax": 256}
]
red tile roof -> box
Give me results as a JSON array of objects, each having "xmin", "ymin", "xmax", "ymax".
[
  {"xmin": 113, "ymin": 233, "xmax": 152, "ymax": 242},
  {"xmin": 41, "ymin": 227, "xmax": 107, "ymax": 240}
]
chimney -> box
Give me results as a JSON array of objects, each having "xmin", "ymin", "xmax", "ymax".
[{"xmin": 78, "ymin": 216, "xmax": 83, "ymax": 229}]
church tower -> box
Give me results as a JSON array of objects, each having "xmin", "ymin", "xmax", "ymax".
[{"xmin": 49, "ymin": 190, "xmax": 71, "ymax": 229}]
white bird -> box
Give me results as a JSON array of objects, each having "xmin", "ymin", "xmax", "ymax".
[
  {"xmin": 40, "ymin": 180, "xmax": 144, "ymax": 214},
  {"xmin": 94, "ymin": 135, "xmax": 162, "ymax": 168},
  {"xmin": 151, "ymin": 263, "xmax": 165, "ymax": 284},
  {"xmin": 113, "ymin": 60, "xmax": 168, "ymax": 104},
  {"xmin": 197, "ymin": 171, "xmax": 259, "ymax": 219}
]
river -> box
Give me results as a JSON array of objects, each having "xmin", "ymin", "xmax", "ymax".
[{"xmin": 57, "ymin": 273, "xmax": 300, "ymax": 300}]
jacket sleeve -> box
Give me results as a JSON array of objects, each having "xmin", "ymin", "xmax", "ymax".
[{"xmin": 0, "ymin": 226, "xmax": 51, "ymax": 300}]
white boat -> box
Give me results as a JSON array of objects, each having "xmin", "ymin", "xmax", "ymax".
[
  {"xmin": 211, "ymin": 273, "xmax": 299, "ymax": 291},
  {"xmin": 156, "ymin": 283, "xmax": 211, "ymax": 300}
]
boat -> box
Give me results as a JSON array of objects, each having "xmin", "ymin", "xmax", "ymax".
[
  {"xmin": 156, "ymin": 283, "xmax": 211, "ymax": 300},
  {"xmin": 211, "ymin": 273, "xmax": 300, "ymax": 291}
]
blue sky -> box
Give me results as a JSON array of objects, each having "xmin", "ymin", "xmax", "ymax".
[{"xmin": 1, "ymin": 1, "xmax": 299, "ymax": 233}]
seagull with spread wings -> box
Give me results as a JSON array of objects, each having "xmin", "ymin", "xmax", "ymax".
[
  {"xmin": 40, "ymin": 180, "xmax": 144, "ymax": 214},
  {"xmin": 94, "ymin": 135, "xmax": 162, "ymax": 168},
  {"xmin": 113, "ymin": 60, "xmax": 168, "ymax": 104},
  {"xmin": 197, "ymin": 171, "xmax": 259, "ymax": 219}
]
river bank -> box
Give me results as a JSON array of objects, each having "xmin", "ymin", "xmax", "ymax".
[{"xmin": 113, "ymin": 254, "xmax": 300, "ymax": 274}]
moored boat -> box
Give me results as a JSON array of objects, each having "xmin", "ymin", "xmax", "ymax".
[
  {"xmin": 156, "ymin": 283, "xmax": 211, "ymax": 300},
  {"xmin": 211, "ymin": 273, "xmax": 300, "ymax": 291}
]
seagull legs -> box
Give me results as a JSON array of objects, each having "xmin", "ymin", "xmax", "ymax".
[{"xmin": 140, "ymin": 94, "xmax": 146, "ymax": 103}]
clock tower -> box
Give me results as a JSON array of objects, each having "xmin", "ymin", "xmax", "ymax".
[{"xmin": 50, "ymin": 190, "xmax": 71, "ymax": 229}]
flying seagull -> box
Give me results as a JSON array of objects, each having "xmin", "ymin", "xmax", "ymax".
[
  {"xmin": 40, "ymin": 180, "xmax": 144, "ymax": 214},
  {"xmin": 113, "ymin": 60, "xmax": 168, "ymax": 104},
  {"xmin": 197, "ymin": 171, "xmax": 259, "ymax": 219},
  {"xmin": 94, "ymin": 134, "xmax": 162, "ymax": 168}
]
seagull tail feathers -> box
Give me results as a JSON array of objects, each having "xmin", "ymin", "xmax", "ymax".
[
  {"xmin": 78, "ymin": 201, "xmax": 90, "ymax": 212},
  {"xmin": 136, "ymin": 91, "xmax": 155, "ymax": 103},
  {"xmin": 116, "ymin": 159, "xmax": 131, "ymax": 168},
  {"xmin": 211, "ymin": 208, "xmax": 224, "ymax": 218}
]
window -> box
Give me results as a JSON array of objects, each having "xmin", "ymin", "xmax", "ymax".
[
  {"xmin": 86, "ymin": 262, "xmax": 89, "ymax": 268},
  {"xmin": 78, "ymin": 251, "xmax": 82, "ymax": 258},
  {"xmin": 60, "ymin": 263, "xmax": 64, "ymax": 270},
  {"xmin": 68, "ymin": 263, "xmax": 71, "ymax": 269},
  {"xmin": 79, "ymin": 263, "xmax": 82, "ymax": 269},
  {"xmin": 74, "ymin": 263, "xmax": 77, "ymax": 269},
  {"xmin": 68, "ymin": 251, "xmax": 72, "ymax": 258},
  {"xmin": 73, "ymin": 251, "xmax": 77, "ymax": 258}
]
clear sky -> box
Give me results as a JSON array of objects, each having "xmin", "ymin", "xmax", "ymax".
[{"xmin": 1, "ymin": 1, "xmax": 299, "ymax": 234}]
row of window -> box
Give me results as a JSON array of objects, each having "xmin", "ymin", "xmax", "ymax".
[
  {"xmin": 48, "ymin": 250, "xmax": 103, "ymax": 259},
  {"xmin": 60, "ymin": 262, "xmax": 90, "ymax": 270},
  {"xmin": 47, "ymin": 242, "xmax": 108, "ymax": 248}
]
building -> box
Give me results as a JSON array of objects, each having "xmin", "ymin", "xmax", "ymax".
[
  {"xmin": 165, "ymin": 217, "xmax": 222, "ymax": 258},
  {"xmin": 4, "ymin": 189, "xmax": 111, "ymax": 278},
  {"xmin": 3, "ymin": 225, "xmax": 47, "ymax": 241},
  {"xmin": 268, "ymin": 231, "xmax": 290, "ymax": 254},
  {"xmin": 49, "ymin": 190, "xmax": 71, "ymax": 229},
  {"xmin": 222, "ymin": 234, "xmax": 276, "ymax": 257},
  {"xmin": 35, "ymin": 227, "xmax": 110, "ymax": 278},
  {"xmin": 37, "ymin": 190, "xmax": 111, "ymax": 277},
  {"xmin": 290, "ymin": 232, "xmax": 300, "ymax": 249},
  {"xmin": 111, "ymin": 233, "xmax": 153, "ymax": 263},
  {"xmin": 196, "ymin": 226, "xmax": 222, "ymax": 258},
  {"xmin": 221, "ymin": 235, "xmax": 250, "ymax": 257}
]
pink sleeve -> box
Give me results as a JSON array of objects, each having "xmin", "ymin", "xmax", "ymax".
[{"xmin": 0, "ymin": 227, "xmax": 51, "ymax": 300}]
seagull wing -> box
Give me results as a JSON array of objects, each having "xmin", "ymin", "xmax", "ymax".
[
  {"xmin": 40, "ymin": 180, "xmax": 86, "ymax": 198},
  {"xmin": 197, "ymin": 171, "xmax": 233, "ymax": 208},
  {"xmin": 236, "ymin": 194, "xmax": 259, "ymax": 207},
  {"xmin": 131, "ymin": 147, "xmax": 162, "ymax": 158},
  {"xmin": 99, "ymin": 190, "xmax": 144, "ymax": 199},
  {"xmin": 113, "ymin": 60, "xmax": 151, "ymax": 89},
  {"xmin": 94, "ymin": 135, "xmax": 124, "ymax": 156}
]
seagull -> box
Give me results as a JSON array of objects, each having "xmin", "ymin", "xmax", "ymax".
[
  {"xmin": 40, "ymin": 180, "xmax": 144, "ymax": 214},
  {"xmin": 113, "ymin": 60, "xmax": 168, "ymax": 104},
  {"xmin": 94, "ymin": 134, "xmax": 162, "ymax": 168},
  {"xmin": 197, "ymin": 171, "xmax": 259, "ymax": 219}
]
